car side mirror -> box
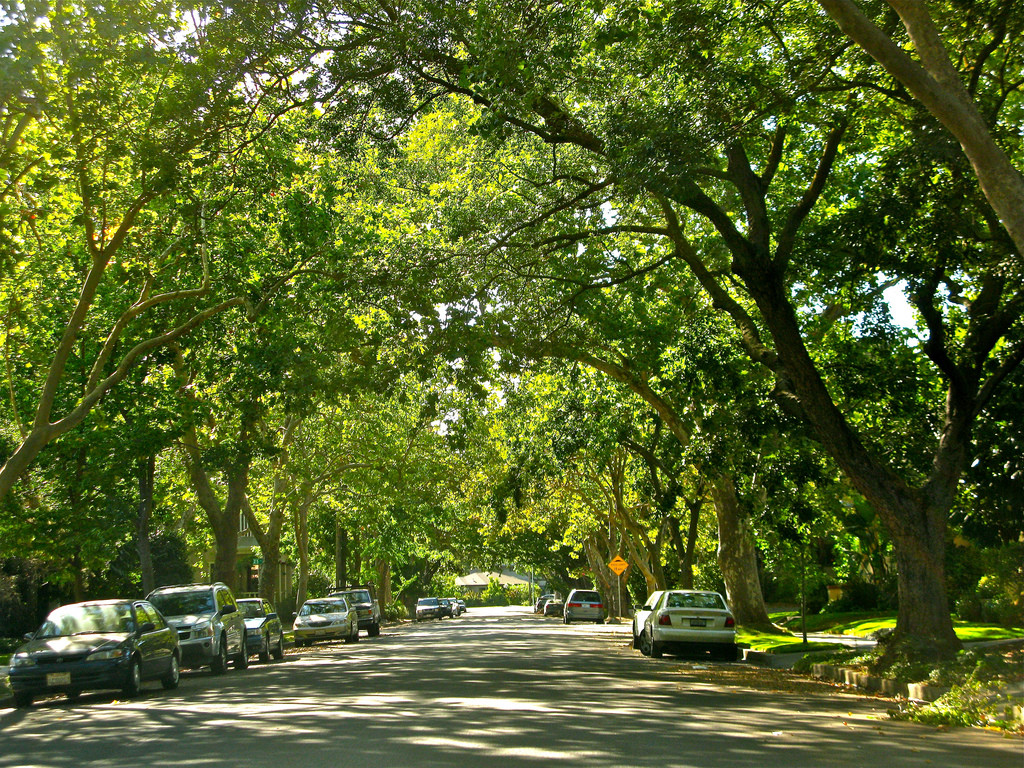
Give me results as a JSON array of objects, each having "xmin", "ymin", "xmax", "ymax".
[
  {"xmin": 267, "ymin": 613, "xmax": 277, "ymax": 620},
  {"xmin": 221, "ymin": 605, "xmax": 237, "ymax": 615},
  {"xmin": 24, "ymin": 632, "xmax": 34, "ymax": 641},
  {"xmin": 138, "ymin": 622, "xmax": 156, "ymax": 634}
]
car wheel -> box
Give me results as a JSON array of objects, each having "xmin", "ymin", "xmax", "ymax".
[
  {"xmin": 631, "ymin": 623, "xmax": 640, "ymax": 649},
  {"xmin": 639, "ymin": 627, "xmax": 652, "ymax": 657},
  {"xmin": 162, "ymin": 654, "xmax": 180, "ymax": 690},
  {"xmin": 235, "ymin": 641, "xmax": 249, "ymax": 669},
  {"xmin": 211, "ymin": 636, "xmax": 229, "ymax": 674},
  {"xmin": 563, "ymin": 614, "xmax": 570, "ymax": 625},
  {"xmin": 259, "ymin": 632, "xmax": 271, "ymax": 663},
  {"xmin": 717, "ymin": 643, "xmax": 737, "ymax": 662},
  {"xmin": 66, "ymin": 689, "xmax": 81, "ymax": 702},
  {"xmin": 122, "ymin": 655, "xmax": 143, "ymax": 697},
  {"xmin": 649, "ymin": 630, "xmax": 664, "ymax": 659},
  {"xmin": 272, "ymin": 633, "xmax": 284, "ymax": 660},
  {"xmin": 595, "ymin": 618, "xmax": 603, "ymax": 624},
  {"xmin": 369, "ymin": 622, "xmax": 380, "ymax": 638},
  {"xmin": 13, "ymin": 691, "xmax": 32, "ymax": 708},
  {"xmin": 344, "ymin": 625, "xmax": 358, "ymax": 644}
]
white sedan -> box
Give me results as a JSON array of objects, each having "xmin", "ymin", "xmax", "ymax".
[{"xmin": 632, "ymin": 590, "xmax": 736, "ymax": 660}]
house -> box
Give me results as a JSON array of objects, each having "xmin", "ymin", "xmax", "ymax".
[{"xmin": 455, "ymin": 569, "xmax": 546, "ymax": 594}]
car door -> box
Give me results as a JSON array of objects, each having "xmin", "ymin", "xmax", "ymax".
[
  {"xmin": 635, "ymin": 591, "xmax": 663, "ymax": 639},
  {"xmin": 217, "ymin": 588, "xmax": 244, "ymax": 656},
  {"xmin": 134, "ymin": 602, "xmax": 174, "ymax": 678}
]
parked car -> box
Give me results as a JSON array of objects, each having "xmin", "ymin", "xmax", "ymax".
[
  {"xmin": 444, "ymin": 597, "xmax": 464, "ymax": 617},
  {"xmin": 632, "ymin": 589, "xmax": 736, "ymax": 660},
  {"xmin": 543, "ymin": 599, "xmax": 564, "ymax": 617},
  {"xmin": 147, "ymin": 583, "xmax": 248, "ymax": 674},
  {"xmin": 329, "ymin": 586, "xmax": 382, "ymax": 637},
  {"xmin": 415, "ymin": 597, "xmax": 442, "ymax": 621},
  {"xmin": 534, "ymin": 594, "xmax": 555, "ymax": 614},
  {"xmin": 438, "ymin": 598, "xmax": 455, "ymax": 618},
  {"xmin": 7, "ymin": 599, "xmax": 180, "ymax": 708},
  {"xmin": 293, "ymin": 597, "xmax": 359, "ymax": 646},
  {"xmin": 563, "ymin": 589, "xmax": 604, "ymax": 624},
  {"xmin": 456, "ymin": 599, "xmax": 467, "ymax": 614},
  {"xmin": 237, "ymin": 598, "xmax": 285, "ymax": 662}
]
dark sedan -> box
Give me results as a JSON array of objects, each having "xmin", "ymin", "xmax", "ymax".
[
  {"xmin": 238, "ymin": 598, "xmax": 285, "ymax": 662},
  {"xmin": 7, "ymin": 599, "xmax": 180, "ymax": 708}
]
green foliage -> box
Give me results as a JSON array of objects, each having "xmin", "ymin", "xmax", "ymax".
[
  {"xmin": 479, "ymin": 578, "xmax": 510, "ymax": 606},
  {"xmin": 890, "ymin": 678, "xmax": 1023, "ymax": 732}
]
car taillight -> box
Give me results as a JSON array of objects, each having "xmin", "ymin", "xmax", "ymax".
[
  {"xmin": 725, "ymin": 616, "xmax": 735, "ymax": 628},
  {"xmin": 567, "ymin": 602, "xmax": 581, "ymax": 608},
  {"xmin": 658, "ymin": 614, "xmax": 672, "ymax": 625},
  {"xmin": 594, "ymin": 604, "xmax": 604, "ymax": 609}
]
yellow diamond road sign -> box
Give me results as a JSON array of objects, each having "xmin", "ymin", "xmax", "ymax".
[{"xmin": 608, "ymin": 556, "xmax": 629, "ymax": 575}]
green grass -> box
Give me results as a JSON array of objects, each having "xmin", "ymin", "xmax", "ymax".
[
  {"xmin": 737, "ymin": 628, "xmax": 846, "ymax": 654},
  {"xmin": 770, "ymin": 611, "xmax": 1023, "ymax": 642}
]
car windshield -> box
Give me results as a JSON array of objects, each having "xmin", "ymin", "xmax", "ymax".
[
  {"xmin": 37, "ymin": 603, "xmax": 134, "ymax": 637},
  {"xmin": 666, "ymin": 592, "xmax": 726, "ymax": 610},
  {"xmin": 149, "ymin": 590, "xmax": 215, "ymax": 617},
  {"xmin": 572, "ymin": 592, "xmax": 600, "ymax": 602},
  {"xmin": 345, "ymin": 590, "xmax": 371, "ymax": 603},
  {"xmin": 238, "ymin": 601, "xmax": 265, "ymax": 619},
  {"xmin": 418, "ymin": 598, "xmax": 438, "ymax": 607},
  {"xmin": 299, "ymin": 600, "xmax": 345, "ymax": 616}
]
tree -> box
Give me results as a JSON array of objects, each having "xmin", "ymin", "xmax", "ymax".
[{"xmin": 313, "ymin": 0, "xmax": 1022, "ymax": 660}]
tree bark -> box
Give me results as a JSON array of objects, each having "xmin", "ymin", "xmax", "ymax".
[
  {"xmin": 135, "ymin": 455, "xmax": 156, "ymax": 596},
  {"xmin": 336, "ymin": 524, "xmax": 348, "ymax": 589},
  {"xmin": 708, "ymin": 473, "xmax": 775, "ymax": 631}
]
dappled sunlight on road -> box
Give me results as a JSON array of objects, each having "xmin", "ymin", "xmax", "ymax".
[{"xmin": 0, "ymin": 606, "xmax": 1019, "ymax": 768}]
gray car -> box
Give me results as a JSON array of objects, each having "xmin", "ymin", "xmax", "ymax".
[
  {"xmin": 563, "ymin": 589, "xmax": 604, "ymax": 624},
  {"xmin": 147, "ymin": 583, "xmax": 248, "ymax": 674}
]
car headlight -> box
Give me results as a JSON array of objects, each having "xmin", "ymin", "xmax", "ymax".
[
  {"xmin": 10, "ymin": 652, "xmax": 36, "ymax": 668},
  {"xmin": 247, "ymin": 627, "xmax": 261, "ymax": 636},
  {"xmin": 87, "ymin": 647, "xmax": 128, "ymax": 661},
  {"xmin": 192, "ymin": 618, "xmax": 214, "ymax": 637}
]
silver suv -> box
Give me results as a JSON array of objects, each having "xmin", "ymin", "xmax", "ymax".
[{"xmin": 147, "ymin": 583, "xmax": 248, "ymax": 674}]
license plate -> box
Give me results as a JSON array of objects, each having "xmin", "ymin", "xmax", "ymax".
[
  {"xmin": 689, "ymin": 618, "xmax": 707, "ymax": 627},
  {"xmin": 47, "ymin": 672, "xmax": 71, "ymax": 687}
]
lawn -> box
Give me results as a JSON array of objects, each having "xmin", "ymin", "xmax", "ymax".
[{"xmin": 768, "ymin": 611, "xmax": 1023, "ymax": 643}]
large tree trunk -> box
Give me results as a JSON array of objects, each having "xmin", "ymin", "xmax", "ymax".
[
  {"xmin": 292, "ymin": 489, "xmax": 312, "ymax": 609},
  {"xmin": 375, "ymin": 559, "xmax": 391, "ymax": 608},
  {"xmin": 135, "ymin": 455, "xmax": 156, "ymax": 596},
  {"xmin": 709, "ymin": 473, "xmax": 774, "ymax": 631}
]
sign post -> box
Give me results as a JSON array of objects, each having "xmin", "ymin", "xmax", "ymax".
[{"xmin": 607, "ymin": 556, "xmax": 629, "ymax": 619}]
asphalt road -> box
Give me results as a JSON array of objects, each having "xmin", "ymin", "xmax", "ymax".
[{"xmin": 0, "ymin": 606, "xmax": 1020, "ymax": 767}]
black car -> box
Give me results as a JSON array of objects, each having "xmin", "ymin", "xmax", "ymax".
[
  {"xmin": 238, "ymin": 598, "xmax": 285, "ymax": 662},
  {"xmin": 7, "ymin": 599, "xmax": 180, "ymax": 708}
]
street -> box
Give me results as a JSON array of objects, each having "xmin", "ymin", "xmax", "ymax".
[{"xmin": 0, "ymin": 606, "xmax": 1020, "ymax": 767}]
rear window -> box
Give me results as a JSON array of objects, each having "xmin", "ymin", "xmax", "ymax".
[
  {"xmin": 571, "ymin": 591, "xmax": 600, "ymax": 602},
  {"xmin": 665, "ymin": 592, "xmax": 726, "ymax": 610}
]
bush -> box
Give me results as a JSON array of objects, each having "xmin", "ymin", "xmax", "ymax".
[
  {"xmin": 478, "ymin": 578, "xmax": 509, "ymax": 606},
  {"xmin": 383, "ymin": 598, "xmax": 405, "ymax": 622},
  {"xmin": 953, "ymin": 542, "xmax": 1024, "ymax": 627}
]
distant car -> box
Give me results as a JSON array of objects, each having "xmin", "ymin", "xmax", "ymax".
[
  {"xmin": 456, "ymin": 599, "xmax": 467, "ymax": 614},
  {"xmin": 147, "ymin": 582, "xmax": 248, "ymax": 674},
  {"xmin": 237, "ymin": 598, "xmax": 285, "ymax": 662},
  {"xmin": 293, "ymin": 597, "xmax": 359, "ymax": 646},
  {"xmin": 7, "ymin": 599, "xmax": 180, "ymax": 708},
  {"xmin": 633, "ymin": 590, "xmax": 736, "ymax": 660},
  {"xmin": 563, "ymin": 589, "xmax": 604, "ymax": 624},
  {"xmin": 543, "ymin": 599, "xmax": 564, "ymax": 617},
  {"xmin": 444, "ymin": 597, "xmax": 463, "ymax": 617},
  {"xmin": 438, "ymin": 598, "xmax": 455, "ymax": 618},
  {"xmin": 534, "ymin": 594, "xmax": 555, "ymax": 613},
  {"xmin": 415, "ymin": 597, "xmax": 442, "ymax": 621},
  {"xmin": 329, "ymin": 586, "xmax": 382, "ymax": 637}
]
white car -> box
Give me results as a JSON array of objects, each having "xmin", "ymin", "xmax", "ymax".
[
  {"xmin": 293, "ymin": 597, "xmax": 359, "ymax": 647},
  {"xmin": 632, "ymin": 590, "xmax": 736, "ymax": 660}
]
